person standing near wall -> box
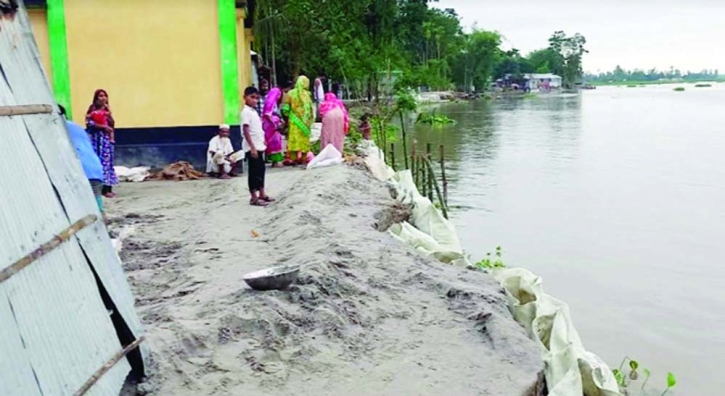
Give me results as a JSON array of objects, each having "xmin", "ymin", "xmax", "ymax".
[
  {"xmin": 282, "ymin": 76, "xmax": 314, "ymax": 165},
  {"xmin": 319, "ymin": 92, "xmax": 349, "ymax": 153},
  {"xmin": 241, "ymin": 87, "xmax": 274, "ymax": 206},
  {"xmin": 85, "ymin": 89, "xmax": 118, "ymax": 198},
  {"xmin": 60, "ymin": 105, "xmax": 105, "ymax": 214},
  {"xmin": 262, "ymin": 87, "xmax": 285, "ymax": 168}
]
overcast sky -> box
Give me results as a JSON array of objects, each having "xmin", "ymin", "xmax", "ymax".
[{"xmin": 434, "ymin": 0, "xmax": 725, "ymax": 73}]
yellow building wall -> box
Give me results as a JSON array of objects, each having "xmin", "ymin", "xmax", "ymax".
[
  {"xmin": 64, "ymin": 0, "xmax": 224, "ymax": 127},
  {"xmin": 236, "ymin": 10, "xmax": 252, "ymax": 96},
  {"xmin": 27, "ymin": 9, "xmax": 53, "ymax": 90}
]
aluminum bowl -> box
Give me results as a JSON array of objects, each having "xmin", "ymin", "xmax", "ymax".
[{"xmin": 242, "ymin": 265, "xmax": 300, "ymax": 291}]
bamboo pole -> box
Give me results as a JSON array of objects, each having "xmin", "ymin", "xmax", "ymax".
[
  {"xmin": 0, "ymin": 215, "xmax": 97, "ymax": 284},
  {"xmin": 419, "ymin": 155, "xmax": 426, "ymax": 197},
  {"xmin": 439, "ymin": 145, "xmax": 448, "ymax": 205},
  {"xmin": 426, "ymin": 144, "xmax": 433, "ymax": 202},
  {"xmin": 380, "ymin": 118, "xmax": 387, "ymax": 165},
  {"xmin": 423, "ymin": 156, "xmax": 449, "ymax": 219},
  {"xmin": 0, "ymin": 104, "xmax": 54, "ymax": 117},
  {"xmin": 399, "ymin": 112, "xmax": 409, "ymax": 169},
  {"xmin": 390, "ymin": 143, "xmax": 396, "ymax": 171},
  {"xmin": 411, "ymin": 146, "xmax": 417, "ymax": 189},
  {"xmin": 74, "ymin": 336, "xmax": 146, "ymax": 396}
]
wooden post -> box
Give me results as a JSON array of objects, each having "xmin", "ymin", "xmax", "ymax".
[
  {"xmin": 418, "ymin": 154, "xmax": 428, "ymax": 196},
  {"xmin": 378, "ymin": 118, "xmax": 388, "ymax": 163},
  {"xmin": 390, "ymin": 143, "xmax": 396, "ymax": 171},
  {"xmin": 0, "ymin": 215, "xmax": 97, "ymax": 284},
  {"xmin": 74, "ymin": 336, "xmax": 146, "ymax": 396},
  {"xmin": 399, "ymin": 112, "xmax": 409, "ymax": 169},
  {"xmin": 411, "ymin": 145, "xmax": 417, "ymax": 189},
  {"xmin": 439, "ymin": 145, "xmax": 448, "ymax": 205},
  {"xmin": 426, "ymin": 144, "xmax": 433, "ymax": 202},
  {"xmin": 423, "ymin": 157, "xmax": 449, "ymax": 219}
]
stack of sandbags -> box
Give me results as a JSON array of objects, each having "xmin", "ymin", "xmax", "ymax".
[{"xmin": 149, "ymin": 161, "xmax": 206, "ymax": 181}]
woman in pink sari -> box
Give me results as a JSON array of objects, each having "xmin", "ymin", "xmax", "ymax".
[
  {"xmin": 319, "ymin": 93, "xmax": 349, "ymax": 153},
  {"xmin": 263, "ymin": 87, "xmax": 285, "ymax": 167}
]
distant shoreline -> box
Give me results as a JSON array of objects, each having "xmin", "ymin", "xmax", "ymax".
[{"xmin": 590, "ymin": 79, "xmax": 725, "ymax": 87}]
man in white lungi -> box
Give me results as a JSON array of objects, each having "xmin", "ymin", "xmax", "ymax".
[{"xmin": 207, "ymin": 124, "xmax": 236, "ymax": 179}]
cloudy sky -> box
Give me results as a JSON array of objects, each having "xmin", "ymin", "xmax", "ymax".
[{"xmin": 434, "ymin": 0, "xmax": 725, "ymax": 73}]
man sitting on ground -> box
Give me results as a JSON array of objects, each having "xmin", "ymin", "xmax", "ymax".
[{"xmin": 207, "ymin": 124, "xmax": 236, "ymax": 179}]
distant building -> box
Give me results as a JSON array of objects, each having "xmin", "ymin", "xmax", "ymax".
[
  {"xmin": 27, "ymin": 0, "xmax": 258, "ymax": 168},
  {"xmin": 524, "ymin": 73, "xmax": 562, "ymax": 90}
]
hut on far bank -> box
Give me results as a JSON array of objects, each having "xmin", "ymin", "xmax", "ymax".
[{"xmin": 0, "ymin": 3, "xmax": 146, "ymax": 395}]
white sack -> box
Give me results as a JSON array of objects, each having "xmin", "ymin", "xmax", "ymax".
[{"xmin": 307, "ymin": 144, "xmax": 344, "ymax": 170}]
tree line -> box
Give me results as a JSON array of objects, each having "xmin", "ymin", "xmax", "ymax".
[
  {"xmin": 585, "ymin": 67, "xmax": 721, "ymax": 84},
  {"xmin": 252, "ymin": 0, "xmax": 588, "ymax": 96}
]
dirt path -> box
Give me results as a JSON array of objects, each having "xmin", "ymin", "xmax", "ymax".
[{"xmin": 107, "ymin": 165, "xmax": 544, "ymax": 396}]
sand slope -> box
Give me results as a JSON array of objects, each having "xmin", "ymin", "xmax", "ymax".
[{"xmin": 108, "ymin": 165, "xmax": 544, "ymax": 396}]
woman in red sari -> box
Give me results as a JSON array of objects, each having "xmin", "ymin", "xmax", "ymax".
[{"xmin": 85, "ymin": 89, "xmax": 118, "ymax": 198}]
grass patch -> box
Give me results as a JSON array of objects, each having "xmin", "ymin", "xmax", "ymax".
[
  {"xmin": 416, "ymin": 112, "xmax": 456, "ymax": 125},
  {"xmin": 695, "ymin": 83, "xmax": 712, "ymax": 88},
  {"xmin": 673, "ymin": 87, "xmax": 685, "ymax": 92}
]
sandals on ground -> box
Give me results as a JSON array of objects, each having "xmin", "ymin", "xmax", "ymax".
[
  {"xmin": 259, "ymin": 196, "xmax": 276, "ymax": 203},
  {"xmin": 249, "ymin": 199, "xmax": 269, "ymax": 207}
]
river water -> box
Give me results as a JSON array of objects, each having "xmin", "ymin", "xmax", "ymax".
[{"xmin": 410, "ymin": 84, "xmax": 725, "ymax": 395}]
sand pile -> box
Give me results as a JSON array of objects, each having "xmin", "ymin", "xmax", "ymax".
[
  {"xmin": 148, "ymin": 161, "xmax": 206, "ymax": 181},
  {"xmin": 107, "ymin": 166, "xmax": 544, "ymax": 396}
]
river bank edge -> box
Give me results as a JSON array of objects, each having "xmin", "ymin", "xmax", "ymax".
[{"xmin": 108, "ymin": 164, "xmax": 546, "ymax": 395}]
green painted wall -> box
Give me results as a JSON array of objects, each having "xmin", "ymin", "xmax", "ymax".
[
  {"xmin": 46, "ymin": 0, "xmax": 72, "ymax": 115},
  {"xmin": 218, "ymin": 0, "xmax": 240, "ymax": 124}
]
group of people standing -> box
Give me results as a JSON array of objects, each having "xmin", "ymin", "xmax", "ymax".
[
  {"xmin": 64, "ymin": 76, "xmax": 351, "ymax": 212},
  {"xmin": 207, "ymin": 75, "xmax": 351, "ymax": 206},
  {"xmin": 262, "ymin": 75, "xmax": 349, "ymax": 167}
]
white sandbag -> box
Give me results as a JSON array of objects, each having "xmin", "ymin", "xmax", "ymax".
[
  {"xmin": 363, "ymin": 140, "xmax": 619, "ymax": 396},
  {"xmin": 307, "ymin": 144, "xmax": 344, "ymax": 170},
  {"xmin": 111, "ymin": 225, "xmax": 135, "ymax": 255},
  {"xmin": 389, "ymin": 222, "xmax": 468, "ymax": 265},
  {"xmin": 390, "ymin": 170, "xmax": 463, "ymax": 254},
  {"xmin": 361, "ymin": 143, "xmax": 396, "ymax": 181},
  {"xmin": 494, "ymin": 268, "xmax": 621, "ymax": 396},
  {"xmin": 115, "ymin": 166, "xmax": 150, "ymax": 182}
]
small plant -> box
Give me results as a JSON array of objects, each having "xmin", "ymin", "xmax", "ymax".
[
  {"xmin": 641, "ymin": 368, "xmax": 651, "ymax": 389},
  {"xmin": 662, "ymin": 372, "xmax": 677, "ymax": 395},
  {"xmin": 673, "ymin": 87, "xmax": 685, "ymax": 92},
  {"xmin": 475, "ymin": 246, "xmax": 505, "ymax": 270},
  {"xmin": 416, "ymin": 112, "xmax": 456, "ymax": 125},
  {"xmin": 629, "ymin": 360, "xmax": 639, "ymax": 380},
  {"xmin": 612, "ymin": 356, "xmax": 677, "ymax": 395}
]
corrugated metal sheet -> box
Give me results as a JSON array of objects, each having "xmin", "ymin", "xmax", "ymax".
[{"xmin": 0, "ymin": 3, "xmax": 145, "ymax": 396}]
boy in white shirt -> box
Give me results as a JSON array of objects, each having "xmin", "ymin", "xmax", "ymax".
[
  {"xmin": 241, "ymin": 86, "xmax": 274, "ymax": 206},
  {"xmin": 207, "ymin": 124, "xmax": 236, "ymax": 179}
]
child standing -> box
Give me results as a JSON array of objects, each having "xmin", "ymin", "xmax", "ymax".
[
  {"xmin": 359, "ymin": 114, "xmax": 372, "ymax": 141},
  {"xmin": 88, "ymin": 106, "xmax": 114, "ymax": 143},
  {"xmin": 241, "ymin": 86, "xmax": 275, "ymax": 206}
]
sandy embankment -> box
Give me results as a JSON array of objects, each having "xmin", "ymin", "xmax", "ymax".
[{"xmin": 107, "ymin": 165, "xmax": 544, "ymax": 396}]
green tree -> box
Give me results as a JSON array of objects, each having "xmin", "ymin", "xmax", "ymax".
[
  {"xmin": 452, "ymin": 29, "xmax": 501, "ymax": 92},
  {"xmin": 547, "ymin": 31, "xmax": 587, "ymax": 88}
]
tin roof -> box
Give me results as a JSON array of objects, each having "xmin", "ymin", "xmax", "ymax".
[{"xmin": 0, "ymin": 5, "xmax": 146, "ymax": 396}]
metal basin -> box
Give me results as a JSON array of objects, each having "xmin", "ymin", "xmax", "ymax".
[{"xmin": 242, "ymin": 265, "xmax": 300, "ymax": 291}]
